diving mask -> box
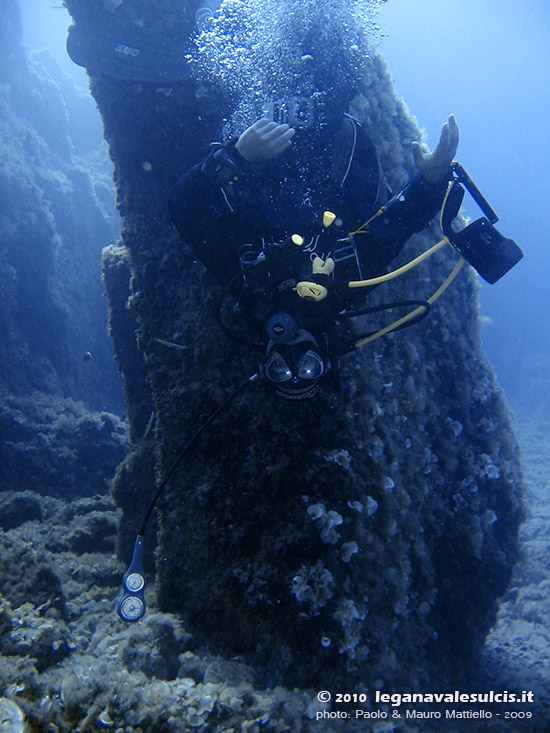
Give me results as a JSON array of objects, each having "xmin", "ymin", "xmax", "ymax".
[
  {"xmin": 262, "ymin": 317, "xmax": 327, "ymax": 398},
  {"xmin": 265, "ymin": 347, "xmax": 325, "ymax": 383}
]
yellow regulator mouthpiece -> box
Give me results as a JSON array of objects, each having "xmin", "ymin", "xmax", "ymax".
[
  {"xmin": 296, "ymin": 281, "xmax": 328, "ymax": 301},
  {"xmin": 312, "ymin": 256, "xmax": 335, "ymax": 276},
  {"xmin": 291, "ymin": 234, "xmax": 304, "ymax": 246},
  {"xmin": 323, "ymin": 211, "xmax": 336, "ymax": 228}
]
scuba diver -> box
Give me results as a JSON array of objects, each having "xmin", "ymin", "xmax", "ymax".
[
  {"xmin": 168, "ymin": 82, "xmax": 460, "ymax": 399},
  {"xmin": 120, "ymin": 101, "xmax": 523, "ymax": 624},
  {"xmin": 119, "ymin": 40, "xmax": 524, "ymax": 627}
]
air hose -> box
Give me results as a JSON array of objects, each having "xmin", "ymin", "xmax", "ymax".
[
  {"xmin": 117, "ymin": 372, "xmax": 259, "ymax": 622},
  {"xmin": 353, "ymin": 257, "xmax": 465, "ymax": 348},
  {"xmin": 343, "ymin": 176, "xmax": 468, "ymax": 348},
  {"xmin": 348, "ymin": 237, "xmax": 450, "ymax": 289}
]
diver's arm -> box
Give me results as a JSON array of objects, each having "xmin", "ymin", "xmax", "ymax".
[
  {"xmin": 167, "ymin": 143, "xmax": 252, "ymax": 284},
  {"xmin": 235, "ymin": 119, "xmax": 295, "ymax": 161},
  {"xmin": 412, "ymin": 115, "xmax": 459, "ymax": 183},
  {"xmin": 167, "ymin": 153, "xmax": 225, "ymax": 247},
  {"xmin": 366, "ymin": 173, "xmax": 450, "ymax": 264},
  {"xmin": 360, "ymin": 117, "xmax": 459, "ymax": 265}
]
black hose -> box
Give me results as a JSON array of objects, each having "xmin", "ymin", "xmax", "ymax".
[
  {"xmin": 138, "ymin": 373, "xmax": 258, "ymax": 536},
  {"xmin": 335, "ymin": 299, "xmax": 430, "ymax": 322},
  {"xmin": 336, "ymin": 300, "xmax": 431, "ymax": 354}
]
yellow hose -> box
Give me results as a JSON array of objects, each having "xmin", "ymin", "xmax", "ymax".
[
  {"xmin": 354, "ymin": 258, "xmax": 466, "ymax": 348},
  {"xmin": 348, "ymin": 237, "xmax": 450, "ymax": 289},
  {"xmin": 349, "ymin": 177, "xmax": 465, "ymax": 348}
]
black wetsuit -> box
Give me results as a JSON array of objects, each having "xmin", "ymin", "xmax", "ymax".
[{"xmin": 168, "ymin": 115, "xmax": 448, "ymax": 353}]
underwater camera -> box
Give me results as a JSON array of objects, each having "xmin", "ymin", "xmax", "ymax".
[{"xmin": 441, "ymin": 162, "xmax": 523, "ymax": 284}]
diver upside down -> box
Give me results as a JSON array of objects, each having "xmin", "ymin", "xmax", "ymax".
[
  {"xmin": 168, "ymin": 113, "xmax": 521, "ymax": 399},
  {"xmin": 117, "ymin": 116, "xmax": 522, "ymax": 622}
]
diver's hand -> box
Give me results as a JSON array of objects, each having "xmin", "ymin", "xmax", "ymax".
[
  {"xmin": 235, "ymin": 119, "xmax": 296, "ymax": 162},
  {"xmin": 412, "ymin": 114, "xmax": 459, "ymax": 183}
]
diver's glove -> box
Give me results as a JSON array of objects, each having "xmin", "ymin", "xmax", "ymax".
[
  {"xmin": 412, "ymin": 114, "xmax": 459, "ymax": 183},
  {"xmin": 235, "ymin": 118, "xmax": 296, "ymax": 162}
]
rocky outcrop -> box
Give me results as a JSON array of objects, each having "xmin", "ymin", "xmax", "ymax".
[
  {"xmin": 64, "ymin": 0, "xmax": 524, "ymax": 694},
  {"xmin": 0, "ymin": 421, "xmax": 542, "ymax": 733},
  {"xmin": 0, "ymin": 390, "xmax": 127, "ymax": 499},
  {"xmin": 0, "ymin": 0, "xmax": 122, "ymax": 412}
]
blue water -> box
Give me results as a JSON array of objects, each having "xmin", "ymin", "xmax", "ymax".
[
  {"xmin": 10, "ymin": 1, "xmax": 550, "ymax": 728},
  {"xmin": 378, "ymin": 0, "xmax": 550, "ymax": 411}
]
